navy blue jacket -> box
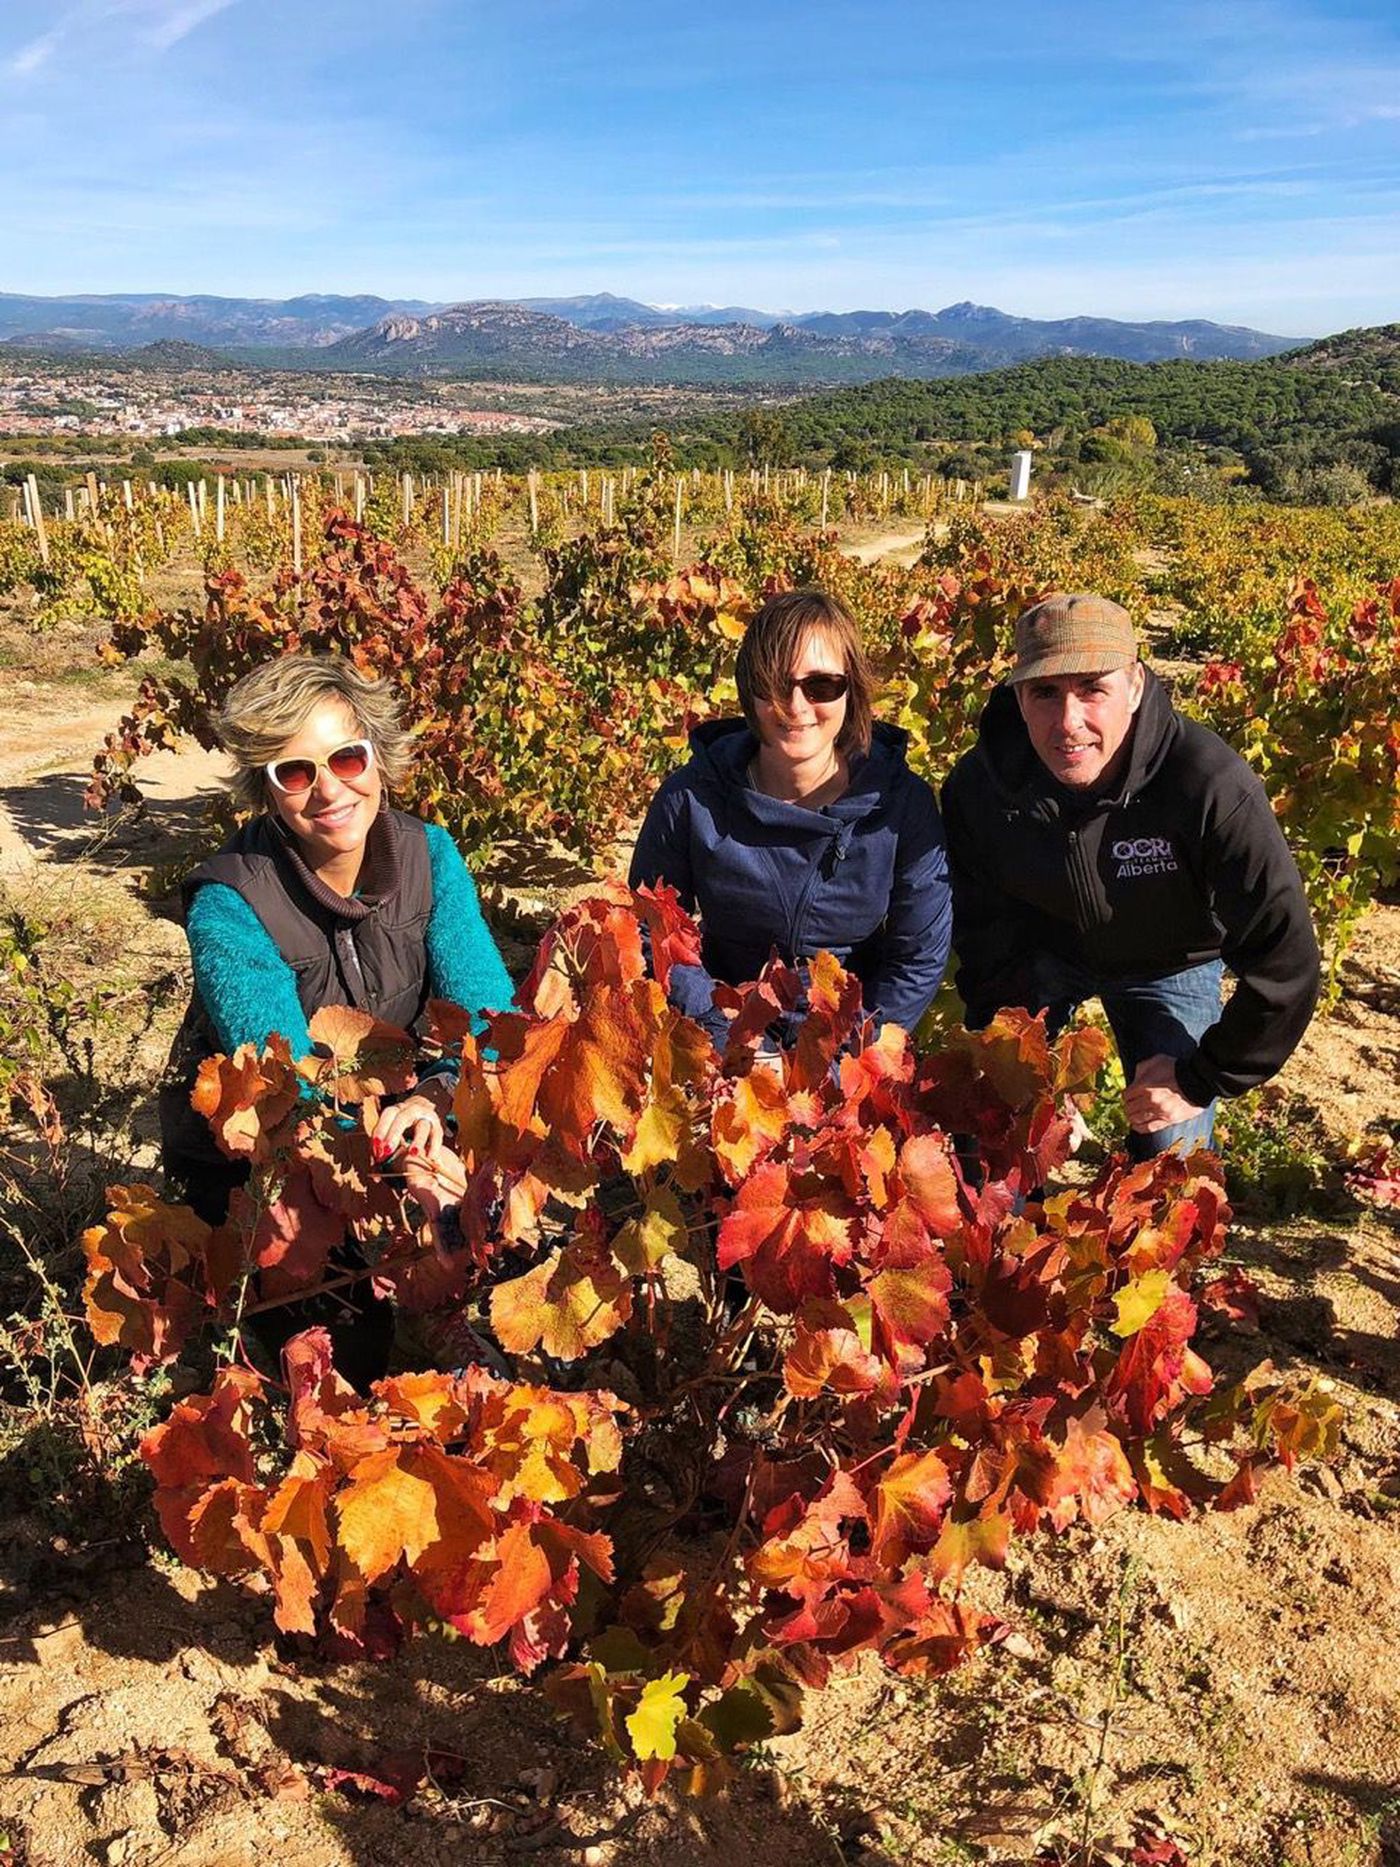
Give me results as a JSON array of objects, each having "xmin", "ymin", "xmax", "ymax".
[{"xmin": 628, "ymin": 718, "xmax": 951, "ymax": 1045}]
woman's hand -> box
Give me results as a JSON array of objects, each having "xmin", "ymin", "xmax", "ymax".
[{"xmin": 370, "ymin": 1077, "xmax": 454, "ymax": 1168}]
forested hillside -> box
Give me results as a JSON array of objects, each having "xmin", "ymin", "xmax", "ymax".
[{"xmin": 363, "ymin": 349, "xmax": 1400, "ymax": 502}]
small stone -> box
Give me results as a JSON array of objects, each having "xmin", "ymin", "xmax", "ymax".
[
  {"xmin": 583, "ymin": 1848, "xmax": 606, "ymax": 1866},
  {"xmin": 1303, "ymin": 1465, "xmax": 1344, "ymax": 1501},
  {"xmin": 103, "ymin": 1838, "xmax": 130, "ymax": 1867}
]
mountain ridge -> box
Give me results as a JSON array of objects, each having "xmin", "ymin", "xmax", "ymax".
[{"xmin": 0, "ymin": 289, "xmax": 1304, "ymax": 385}]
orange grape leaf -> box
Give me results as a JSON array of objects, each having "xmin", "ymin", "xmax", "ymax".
[
  {"xmin": 711, "ymin": 1064, "xmax": 793, "ymax": 1183},
  {"xmin": 632, "ymin": 881, "xmax": 704, "ymax": 993},
  {"xmin": 870, "ymin": 1450, "xmax": 954, "ymax": 1568},
  {"xmin": 896, "ymin": 1135, "xmax": 964, "ymax": 1237},
  {"xmin": 335, "ymin": 1447, "xmax": 444, "ymax": 1583},
  {"xmin": 883, "ymin": 1600, "xmax": 1006, "ymax": 1677},
  {"xmin": 717, "ymin": 1160, "xmax": 857, "ymax": 1314},
  {"xmin": 783, "ymin": 1299, "xmax": 887, "ymax": 1401},
  {"xmin": 82, "ymin": 1183, "xmax": 221, "ymax": 1368},
  {"xmin": 537, "ymin": 986, "xmax": 653, "ymax": 1150},
  {"xmin": 1045, "ymin": 1405, "xmax": 1137, "ymax": 1530},
  {"xmin": 304, "ymin": 1005, "xmax": 416, "ymax": 1101},
  {"xmin": 191, "ymin": 1037, "xmax": 301, "ymax": 1160}
]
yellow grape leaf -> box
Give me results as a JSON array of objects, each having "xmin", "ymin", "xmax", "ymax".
[
  {"xmin": 625, "ymin": 1671, "xmax": 690, "ymax": 1763},
  {"xmin": 927, "ymin": 1509, "xmax": 1011, "ymax": 1586},
  {"xmin": 1112, "ymin": 1268, "xmax": 1172, "ymax": 1338},
  {"xmin": 612, "ymin": 1187, "xmax": 687, "ymax": 1275},
  {"xmin": 490, "ymin": 1240, "xmax": 633, "ymax": 1361},
  {"xmin": 621, "ymin": 1087, "xmax": 686, "ymax": 1176}
]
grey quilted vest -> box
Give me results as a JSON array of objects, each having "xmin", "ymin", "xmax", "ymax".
[{"xmin": 159, "ymin": 807, "xmax": 433, "ymax": 1217}]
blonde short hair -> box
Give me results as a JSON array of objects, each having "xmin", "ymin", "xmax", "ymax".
[{"xmin": 217, "ymin": 654, "xmax": 411, "ymax": 812}]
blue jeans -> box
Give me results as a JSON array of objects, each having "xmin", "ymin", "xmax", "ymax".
[{"xmin": 1033, "ymin": 954, "xmax": 1225, "ymax": 1161}]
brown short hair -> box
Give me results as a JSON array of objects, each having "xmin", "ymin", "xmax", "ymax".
[
  {"xmin": 216, "ymin": 654, "xmax": 411, "ymax": 812},
  {"xmin": 735, "ymin": 588, "xmax": 874, "ymax": 758}
]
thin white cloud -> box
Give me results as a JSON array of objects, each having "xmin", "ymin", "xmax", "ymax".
[
  {"xmin": 141, "ymin": 0, "xmax": 239, "ymax": 52},
  {"xmin": 6, "ymin": 28, "xmax": 63, "ymax": 76},
  {"xmin": 3, "ymin": 0, "xmax": 238, "ymax": 79}
]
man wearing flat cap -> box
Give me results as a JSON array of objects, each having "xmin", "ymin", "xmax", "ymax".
[{"xmin": 941, "ymin": 592, "xmax": 1321, "ymax": 1157}]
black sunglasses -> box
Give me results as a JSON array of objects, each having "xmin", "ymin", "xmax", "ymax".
[
  {"xmin": 265, "ymin": 739, "xmax": 375, "ymax": 795},
  {"xmin": 761, "ymin": 672, "xmax": 850, "ymax": 706}
]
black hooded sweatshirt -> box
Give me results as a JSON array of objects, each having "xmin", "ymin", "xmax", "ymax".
[{"xmin": 940, "ymin": 669, "xmax": 1321, "ymax": 1106}]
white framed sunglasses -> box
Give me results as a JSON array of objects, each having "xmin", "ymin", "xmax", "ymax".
[{"xmin": 264, "ymin": 738, "xmax": 375, "ymax": 795}]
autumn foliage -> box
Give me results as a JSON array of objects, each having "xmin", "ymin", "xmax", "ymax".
[{"xmin": 81, "ymin": 887, "xmax": 1342, "ymax": 1794}]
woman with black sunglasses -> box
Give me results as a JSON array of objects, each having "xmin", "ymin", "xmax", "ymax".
[
  {"xmin": 159, "ymin": 653, "xmax": 513, "ymax": 1383},
  {"xmin": 629, "ymin": 587, "xmax": 951, "ymax": 1055}
]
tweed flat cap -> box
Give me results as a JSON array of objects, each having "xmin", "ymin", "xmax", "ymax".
[{"xmin": 1007, "ymin": 592, "xmax": 1138, "ymax": 683}]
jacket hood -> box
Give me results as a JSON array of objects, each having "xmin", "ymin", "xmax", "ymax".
[
  {"xmin": 970, "ymin": 667, "xmax": 1180, "ymax": 813},
  {"xmin": 685, "ymin": 716, "xmax": 914, "ymax": 823}
]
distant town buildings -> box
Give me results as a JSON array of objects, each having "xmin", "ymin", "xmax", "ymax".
[{"xmin": 0, "ymin": 366, "xmax": 553, "ymax": 443}]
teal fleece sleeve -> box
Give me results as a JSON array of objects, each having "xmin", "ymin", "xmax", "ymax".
[
  {"xmin": 423, "ymin": 822, "xmax": 516, "ymax": 1028},
  {"xmin": 185, "ymin": 882, "xmax": 313, "ymax": 1058}
]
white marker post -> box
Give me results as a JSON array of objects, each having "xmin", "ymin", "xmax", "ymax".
[{"xmin": 1009, "ymin": 450, "xmax": 1033, "ymax": 501}]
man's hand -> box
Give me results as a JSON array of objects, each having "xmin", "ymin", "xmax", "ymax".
[{"xmin": 1123, "ymin": 1054, "xmax": 1207, "ymax": 1133}]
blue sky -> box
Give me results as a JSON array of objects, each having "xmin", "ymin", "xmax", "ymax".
[{"xmin": 2, "ymin": 0, "xmax": 1397, "ymax": 334}]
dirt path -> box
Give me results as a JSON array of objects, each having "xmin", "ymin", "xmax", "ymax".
[
  {"xmin": 0, "ymin": 683, "xmax": 228, "ymax": 877},
  {"xmin": 846, "ymin": 528, "xmax": 928, "ymax": 565}
]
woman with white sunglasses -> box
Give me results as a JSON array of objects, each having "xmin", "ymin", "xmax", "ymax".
[
  {"xmin": 159, "ymin": 653, "xmax": 512, "ymax": 1381},
  {"xmin": 629, "ymin": 588, "xmax": 951, "ymax": 1056}
]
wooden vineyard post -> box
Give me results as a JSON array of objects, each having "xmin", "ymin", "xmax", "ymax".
[
  {"xmin": 673, "ymin": 475, "xmax": 683, "ymax": 563},
  {"xmin": 265, "ymin": 473, "xmax": 275, "ymax": 520},
  {"xmin": 441, "ymin": 477, "xmax": 453, "ymax": 548},
  {"xmin": 354, "ymin": 474, "xmax": 365, "ymax": 523},
  {"xmin": 401, "ymin": 472, "xmax": 413, "ymax": 530},
  {"xmin": 24, "ymin": 476, "xmax": 50, "ymax": 564},
  {"xmin": 724, "ymin": 469, "xmax": 733, "ymax": 513},
  {"xmin": 122, "ymin": 479, "xmax": 134, "ymax": 512},
  {"xmin": 65, "ymin": 488, "xmax": 76, "ymax": 522},
  {"xmin": 216, "ymin": 474, "xmax": 226, "ymax": 544},
  {"xmin": 527, "ymin": 469, "xmax": 539, "ymax": 536},
  {"xmin": 291, "ymin": 478, "xmax": 303, "ymax": 573},
  {"xmin": 820, "ymin": 467, "xmax": 830, "ymax": 530},
  {"xmin": 198, "ymin": 480, "xmax": 208, "ymax": 529},
  {"xmin": 188, "ymin": 481, "xmax": 201, "ymax": 536},
  {"xmin": 231, "ymin": 477, "xmax": 243, "ymax": 506}
]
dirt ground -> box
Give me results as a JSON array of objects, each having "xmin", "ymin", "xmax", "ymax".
[{"xmin": 1, "ymin": 538, "xmax": 1397, "ymax": 1867}]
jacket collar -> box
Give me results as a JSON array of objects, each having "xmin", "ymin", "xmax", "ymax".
[
  {"xmin": 687, "ymin": 716, "xmax": 911, "ymax": 825},
  {"xmin": 262, "ymin": 804, "xmax": 400, "ymax": 923}
]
